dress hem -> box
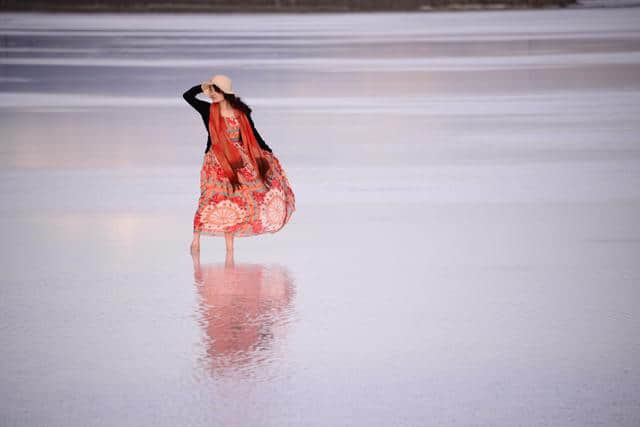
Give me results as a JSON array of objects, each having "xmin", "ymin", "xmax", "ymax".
[
  {"xmin": 193, "ymin": 206, "xmax": 295, "ymax": 238},
  {"xmin": 194, "ymin": 227, "xmax": 287, "ymax": 238}
]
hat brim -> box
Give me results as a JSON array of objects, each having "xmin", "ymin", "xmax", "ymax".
[{"xmin": 214, "ymin": 87, "xmax": 234, "ymax": 95}]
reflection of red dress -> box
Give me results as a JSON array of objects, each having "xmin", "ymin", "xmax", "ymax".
[
  {"xmin": 193, "ymin": 262, "xmax": 296, "ymax": 377},
  {"xmin": 193, "ymin": 114, "xmax": 296, "ymax": 237}
]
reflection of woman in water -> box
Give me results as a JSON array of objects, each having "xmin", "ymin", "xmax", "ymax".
[
  {"xmin": 183, "ymin": 74, "xmax": 296, "ymax": 255},
  {"xmin": 192, "ymin": 253, "xmax": 296, "ymax": 377}
]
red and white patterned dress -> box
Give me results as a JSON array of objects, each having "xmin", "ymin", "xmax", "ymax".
[{"xmin": 193, "ymin": 114, "xmax": 296, "ymax": 237}]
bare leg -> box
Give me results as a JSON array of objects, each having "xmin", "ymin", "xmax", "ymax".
[
  {"xmin": 224, "ymin": 232, "xmax": 234, "ymax": 253},
  {"xmin": 190, "ymin": 231, "xmax": 200, "ymax": 253},
  {"xmin": 225, "ymin": 249, "xmax": 235, "ymax": 268},
  {"xmin": 191, "ymin": 247, "xmax": 201, "ymax": 272}
]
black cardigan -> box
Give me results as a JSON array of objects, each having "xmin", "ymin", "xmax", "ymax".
[{"xmin": 182, "ymin": 84, "xmax": 272, "ymax": 154}]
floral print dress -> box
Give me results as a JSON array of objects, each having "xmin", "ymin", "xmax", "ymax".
[{"xmin": 193, "ymin": 113, "xmax": 296, "ymax": 237}]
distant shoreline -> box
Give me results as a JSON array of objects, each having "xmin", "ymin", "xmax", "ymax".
[{"xmin": 0, "ymin": 1, "xmax": 580, "ymax": 14}]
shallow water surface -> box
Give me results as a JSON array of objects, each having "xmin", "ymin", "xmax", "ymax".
[{"xmin": 1, "ymin": 8, "xmax": 640, "ymax": 427}]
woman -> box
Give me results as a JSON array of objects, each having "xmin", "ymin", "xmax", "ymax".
[{"xmin": 183, "ymin": 74, "xmax": 295, "ymax": 254}]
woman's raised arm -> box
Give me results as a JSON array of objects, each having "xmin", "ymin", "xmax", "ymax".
[{"xmin": 182, "ymin": 84, "xmax": 211, "ymax": 116}]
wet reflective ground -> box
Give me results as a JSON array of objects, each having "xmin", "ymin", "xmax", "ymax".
[{"xmin": 1, "ymin": 8, "xmax": 640, "ymax": 427}]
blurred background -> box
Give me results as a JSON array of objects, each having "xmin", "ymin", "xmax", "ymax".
[{"xmin": 1, "ymin": 1, "xmax": 639, "ymax": 426}]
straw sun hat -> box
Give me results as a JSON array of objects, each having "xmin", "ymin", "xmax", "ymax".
[{"xmin": 205, "ymin": 74, "xmax": 235, "ymax": 97}]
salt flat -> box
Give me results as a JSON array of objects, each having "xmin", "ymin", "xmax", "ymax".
[{"xmin": 1, "ymin": 7, "xmax": 639, "ymax": 427}]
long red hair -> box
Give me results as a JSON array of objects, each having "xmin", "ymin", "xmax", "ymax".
[{"xmin": 208, "ymin": 102, "xmax": 270, "ymax": 192}]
